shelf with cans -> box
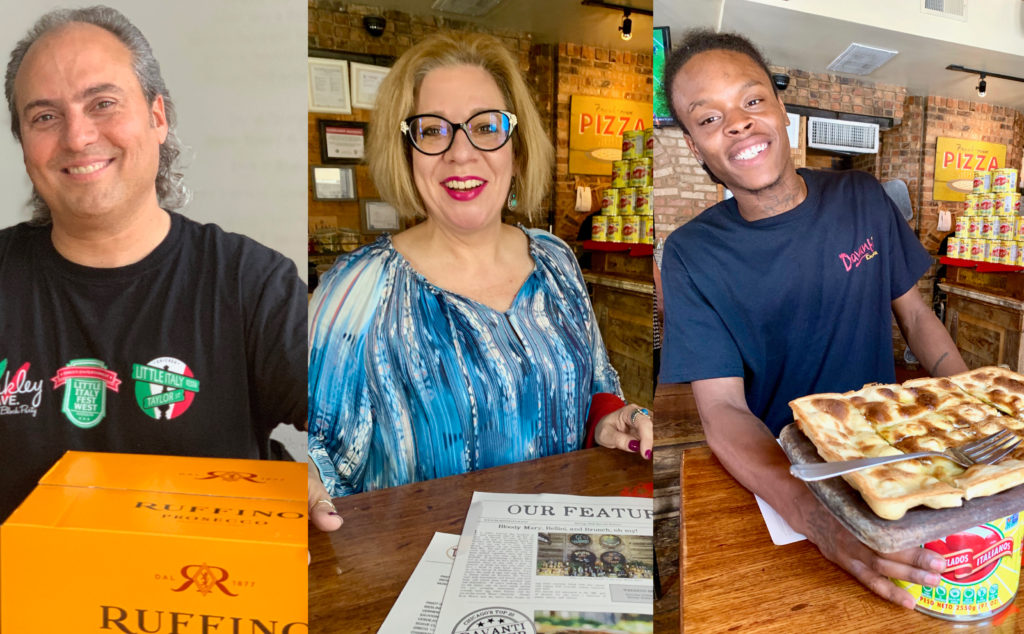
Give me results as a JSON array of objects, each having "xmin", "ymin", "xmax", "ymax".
[
  {"xmin": 584, "ymin": 128, "xmax": 655, "ymax": 254},
  {"xmin": 943, "ymin": 167, "xmax": 1024, "ymax": 271}
]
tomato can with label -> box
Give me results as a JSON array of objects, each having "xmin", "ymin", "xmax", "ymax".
[
  {"xmin": 601, "ymin": 189, "xmax": 619, "ymax": 215},
  {"xmin": 643, "ymin": 127, "xmax": 654, "ymax": 158},
  {"xmin": 980, "ymin": 216, "xmax": 995, "ymax": 240},
  {"xmin": 629, "ymin": 158, "xmax": 650, "ymax": 187},
  {"xmin": 974, "ymin": 170, "xmax": 992, "ymax": 194},
  {"xmin": 996, "ymin": 216, "xmax": 1016, "ymax": 239},
  {"xmin": 590, "ymin": 215, "xmax": 607, "ymax": 242},
  {"xmin": 992, "ymin": 168, "xmax": 1018, "ymax": 193},
  {"xmin": 621, "ymin": 215, "xmax": 640, "ymax": 244},
  {"xmin": 635, "ymin": 187, "xmax": 652, "ymax": 215},
  {"xmin": 1017, "ymin": 241, "xmax": 1024, "ymax": 267},
  {"xmin": 895, "ymin": 513, "xmax": 1023, "ymax": 621},
  {"xmin": 964, "ymin": 194, "xmax": 980, "ymax": 216},
  {"xmin": 991, "ymin": 241, "xmax": 1011, "ymax": 264},
  {"xmin": 1005, "ymin": 241, "xmax": 1019, "ymax": 266},
  {"xmin": 605, "ymin": 215, "xmax": 622, "ymax": 242},
  {"xmin": 947, "ymin": 237, "xmax": 962, "ymax": 258},
  {"xmin": 968, "ymin": 239, "xmax": 985, "ymax": 261},
  {"xmin": 954, "ymin": 216, "xmax": 966, "ymax": 238},
  {"xmin": 621, "ymin": 130, "xmax": 644, "ymax": 160},
  {"xmin": 978, "ymin": 195, "xmax": 996, "ymax": 214},
  {"xmin": 617, "ymin": 188, "xmax": 636, "ymax": 216},
  {"xmin": 640, "ymin": 216, "xmax": 655, "ymax": 244},
  {"xmin": 967, "ymin": 217, "xmax": 981, "ymax": 239},
  {"xmin": 611, "ymin": 160, "xmax": 629, "ymax": 188}
]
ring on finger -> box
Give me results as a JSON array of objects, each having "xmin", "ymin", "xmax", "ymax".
[
  {"xmin": 629, "ymin": 407, "xmax": 650, "ymax": 426},
  {"xmin": 313, "ymin": 498, "xmax": 337, "ymax": 513}
]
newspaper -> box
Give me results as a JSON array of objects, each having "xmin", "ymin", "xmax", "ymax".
[
  {"xmin": 434, "ymin": 492, "xmax": 654, "ymax": 634},
  {"xmin": 379, "ymin": 532, "xmax": 460, "ymax": 634}
]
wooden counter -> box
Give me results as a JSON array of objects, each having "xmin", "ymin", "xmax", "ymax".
[
  {"xmin": 584, "ymin": 250, "xmax": 655, "ymax": 410},
  {"xmin": 940, "ymin": 282, "xmax": 1024, "ymax": 370}
]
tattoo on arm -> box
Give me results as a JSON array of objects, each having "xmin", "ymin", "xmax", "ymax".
[{"xmin": 930, "ymin": 352, "xmax": 950, "ymax": 377}]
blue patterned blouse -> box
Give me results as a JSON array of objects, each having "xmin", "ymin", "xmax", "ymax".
[{"xmin": 308, "ymin": 227, "xmax": 621, "ymax": 496}]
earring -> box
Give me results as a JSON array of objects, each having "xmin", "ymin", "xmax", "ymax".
[{"xmin": 507, "ymin": 178, "xmax": 518, "ymax": 210}]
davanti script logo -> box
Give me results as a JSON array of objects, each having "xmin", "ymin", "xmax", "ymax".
[{"xmin": 839, "ymin": 236, "xmax": 878, "ymax": 272}]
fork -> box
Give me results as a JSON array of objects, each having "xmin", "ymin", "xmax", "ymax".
[{"xmin": 790, "ymin": 428, "xmax": 1022, "ymax": 482}]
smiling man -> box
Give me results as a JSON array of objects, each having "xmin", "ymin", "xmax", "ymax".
[
  {"xmin": 660, "ymin": 30, "xmax": 968, "ymax": 609},
  {"xmin": 0, "ymin": 6, "xmax": 307, "ymax": 522}
]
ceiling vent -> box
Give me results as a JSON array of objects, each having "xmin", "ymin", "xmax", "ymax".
[
  {"xmin": 826, "ymin": 43, "xmax": 898, "ymax": 76},
  {"xmin": 807, "ymin": 117, "xmax": 879, "ymax": 154},
  {"xmin": 431, "ymin": 0, "xmax": 504, "ymax": 17},
  {"xmin": 921, "ymin": 0, "xmax": 967, "ymax": 21}
]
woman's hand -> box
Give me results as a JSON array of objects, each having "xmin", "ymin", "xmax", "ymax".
[
  {"xmin": 308, "ymin": 461, "xmax": 343, "ymax": 532},
  {"xmin": 594, "ymin": 405, "xmax": 653, "ymax": 459}
]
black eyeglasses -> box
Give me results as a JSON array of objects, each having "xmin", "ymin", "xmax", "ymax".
[{"xmin": 400, "ymin": 109, "xmax": 517, "ymax": 155}]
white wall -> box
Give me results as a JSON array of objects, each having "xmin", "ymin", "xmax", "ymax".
[
  {"xmin": 0, "ymin": 0, "xmax": 308, "ymax": 460},
  {"xmin": 0, "ymin": 0, "xmax": 308, "ymax": 275},
  {"xmin": 746, "ymin": 0, "xmax": 1024, "ymax": 56}
]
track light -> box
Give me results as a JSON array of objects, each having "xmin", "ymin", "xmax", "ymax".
[
  {"xmin": 977, "ymin": 74, "xmax": 987, "ymax": 98},
  {"xmin": 619, "ymin": 10, "xmax": 632, "ymax": 41}
]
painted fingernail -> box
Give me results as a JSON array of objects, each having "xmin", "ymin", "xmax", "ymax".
[
  {"xmin": 644, "ymin": 450, "xmax": 652, "ymax": 460},
  {"xmin": 628, "ymin": 440, "xmax": 640, "ymax": 452}
]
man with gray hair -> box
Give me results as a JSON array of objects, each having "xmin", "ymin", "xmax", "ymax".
[{"xmin": 0, "ymin": 6, "xmax": 307, "ymax": 522}]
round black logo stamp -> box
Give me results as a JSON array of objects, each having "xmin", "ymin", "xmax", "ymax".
[{"xmin": 452, "ymin": 607, "xmax": 535, "ymax": 634}]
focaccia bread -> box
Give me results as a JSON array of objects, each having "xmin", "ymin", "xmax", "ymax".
[{"xmin": 790, "ymin": 368, "xmax": 1024, "ymax": 520}]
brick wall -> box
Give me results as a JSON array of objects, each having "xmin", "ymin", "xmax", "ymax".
[
  {"xmin": 550, "ymin": 43, "xmax": 653, "ymax": 239},
  {"xmin": 913, "ymin": 98, "xmax": 1024, "ymax": 254}
]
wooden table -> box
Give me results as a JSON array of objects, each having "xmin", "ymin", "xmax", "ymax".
[
  {"xmin": 309, "ymin": 447, "xmax": 653, "ymax": 633},
  {"xmin": 682, "ymin": 446, "xmax": 1024, "ymax": 633}
]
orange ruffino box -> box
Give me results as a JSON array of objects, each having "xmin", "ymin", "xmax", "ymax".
[{"xmin": 0, "ymin": 451, "xmax": 307, "ymax": 633}]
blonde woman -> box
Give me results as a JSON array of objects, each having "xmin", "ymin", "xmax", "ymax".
[{"xmin": 307, "ymin": 32, "xmax": 651, "ymax": 504}]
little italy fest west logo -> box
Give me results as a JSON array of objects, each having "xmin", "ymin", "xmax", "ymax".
[{"xmin": 51, "ymin": 358, "xmax": 121, "ymax": 428}]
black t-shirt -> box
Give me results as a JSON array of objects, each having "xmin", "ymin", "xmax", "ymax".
[
  {"xmin": 0, "ymin": 211, "xmax": 306, "ymax": 521},
  {"xmin": 660, "ymin": 169, "xmax": 934, "ymax": 434}
]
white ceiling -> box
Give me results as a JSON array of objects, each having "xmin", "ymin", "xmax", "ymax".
[
  {"xmin": 358, "ymin": 0, "xmax": 654, "ymax": 53},
  {"xmin": 654, "ymin": 0, "xmax": 1024, "ymax": 112}
]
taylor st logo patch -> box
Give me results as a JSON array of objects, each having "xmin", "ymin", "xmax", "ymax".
[
  {"xmin": 51, "ymin": 359, "xmax": 121, "ymax": 428},
  {"xmin": 132, "ymin": 357, "xmax": 200, "ymax": 420}
]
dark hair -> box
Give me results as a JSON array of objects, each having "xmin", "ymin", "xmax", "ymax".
[
  {"xmin": 5, "ymin": 5, "xmax": 189, "ymax": 224},
  {"xmin": 661, "ymin": 29, "xmax": 776, "ymax": 185},
  {"xmin": 662, "ymin": 28, "xmax": 777, "ymax": 135}
]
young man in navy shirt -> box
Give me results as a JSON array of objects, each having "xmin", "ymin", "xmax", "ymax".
[{"xmin": 661, "ymin": 29, "xmax": 967, "ymax": 609}]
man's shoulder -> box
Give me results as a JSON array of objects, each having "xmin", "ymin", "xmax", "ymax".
[
  {"xmin": 0, "ymin": 221, "xmax": 45, "ymax": 241},
  {"xmin": 172, "ymin": 213, "xmax": 300, "ymax": 287},
  {"xmin": 0, "ymin": 221, "xmax": 47, "ymax": 260},
  {"xmin": 803, "ymin": 167, "xmax": 884, "ymax": 195},
  {"xmin": 665, "ymin": 199, "xmax": 734, "ymax": 249}
]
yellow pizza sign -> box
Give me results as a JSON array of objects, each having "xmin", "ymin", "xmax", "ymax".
[
  {"xmin": 933, "ymin": 137, "xmax": 1006, "ymax": 201},
  {"xmin": 569, "ymin": 95, "xmax": 650, "ymax": 175}
]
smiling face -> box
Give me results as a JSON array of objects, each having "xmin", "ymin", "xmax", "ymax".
[
  {"xmin": 671, "ymin": 49, "xmax": 793, "ymax": 196},
  {"xmin": 13, "ymin": 22, "xmax": 167, "ymax": 224},
  {"xmin": 410, "ymin": 64, "xmax": 514, "ymax": 233}
]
